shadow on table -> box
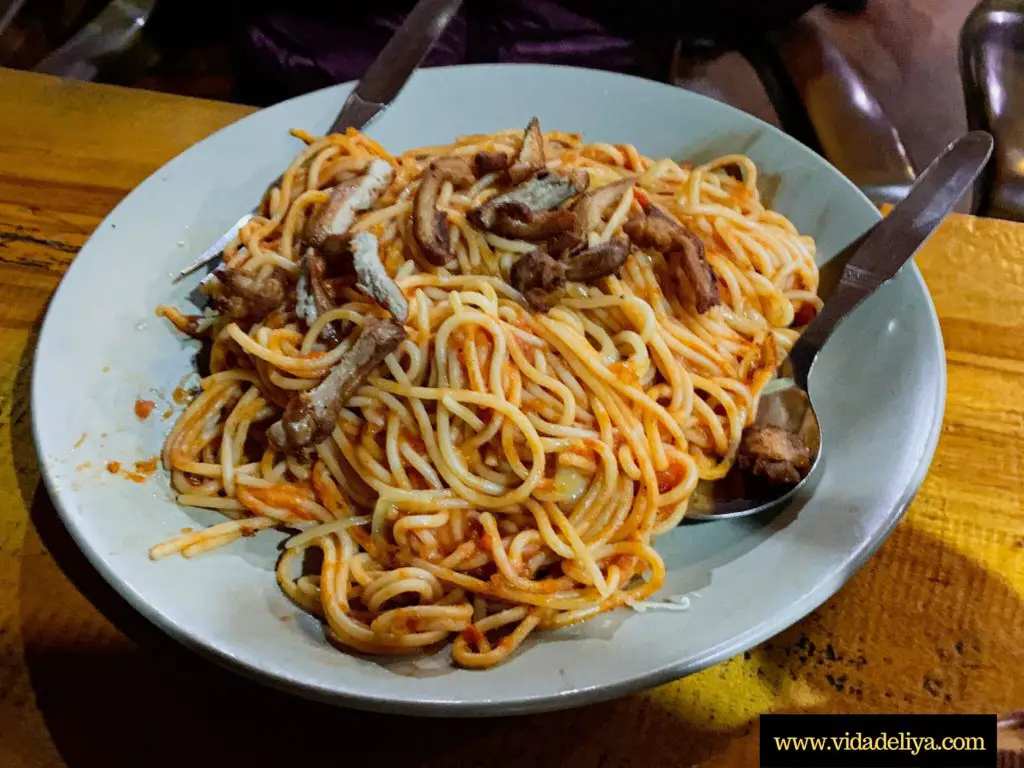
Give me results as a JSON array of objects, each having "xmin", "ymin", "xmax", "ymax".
[
  {"xmin": 699, "ymin": 515, "xmax": 1024, "ymax": 766},
  {"xmin": 20, "ymin": 491, "xmax": 743, "ymax": 768},
  {"xmin": 20, "ymin": 490, "xmax": 1024, "ymax": 768},
  {"xmin": 10, "ymin": 316, "xmax": 1024, "ymax": 768}
]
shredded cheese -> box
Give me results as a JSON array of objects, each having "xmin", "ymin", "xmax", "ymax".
[{"xmin": 626, "ymin": 594, "xmax": 693, "ymax": 613}]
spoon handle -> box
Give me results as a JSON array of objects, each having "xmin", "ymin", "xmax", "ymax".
[{"xmin": 789, "ymin": 131, "xmax": 994, "ymax": 390}]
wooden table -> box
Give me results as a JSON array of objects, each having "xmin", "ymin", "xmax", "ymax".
[{"xmin": 0, "ymin": 68, "xmax": 1021, "ymax": 768}]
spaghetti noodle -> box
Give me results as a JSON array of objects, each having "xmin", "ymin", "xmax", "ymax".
[{"xmin": 153, "ymin": 121, "xmax": 820, "ymax": 669}]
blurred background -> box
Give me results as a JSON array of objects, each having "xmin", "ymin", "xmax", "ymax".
[{"xmin": 0, "ymin": 0, "xmax": 1017, "ymax": 218}]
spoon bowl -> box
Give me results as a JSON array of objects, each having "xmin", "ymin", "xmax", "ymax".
[{"xmin": 689, "ymin": 369, "xmax": 821, "ymax": 520}]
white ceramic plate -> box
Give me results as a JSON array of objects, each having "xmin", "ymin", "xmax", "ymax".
[{"xmin": 32, "ymin": 65, "xmax": 944, "ymax": 716}]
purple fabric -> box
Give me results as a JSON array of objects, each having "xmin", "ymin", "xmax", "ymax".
[
  {"xmin": 233, "ymin": 1, "xmax": 821, "ymax": 103},
  {"xmin": 235, "ymin": 1, "xmax": 670, "ymax": 102}
]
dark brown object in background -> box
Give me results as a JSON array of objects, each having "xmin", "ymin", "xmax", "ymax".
[
  {"xmin": 674, "ymin": 0, "xmax": 978, "ymax": 210},
  {"xmin": 787, "ymin": 1, "xmax": 977, "ymax": 173},
  {"xmin": 128, "ymin": 1, "xmax": 234, "ymax": 99},
  {"xmin": 744, "ymin": 17, "xmax": 919, "ymax": 208},
  {"xmin": 962, "ymin": 0, "xmax": 1024, "ymax": 222},
  {"xmin": 0, "ymin": 0, "xmax": 236, "ymax": 99},
  {"xmin": 999, "ymin": 711, "xmax": 1024, "ymax": 767},
  {"xmin": 0, "ymin": 0, "xmax": 109, "ymax": 69}
]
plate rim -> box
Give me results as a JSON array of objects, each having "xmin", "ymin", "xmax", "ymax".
[{"xmin": 30, "ymin": 62, "xmax": 947, "ymax": 716}]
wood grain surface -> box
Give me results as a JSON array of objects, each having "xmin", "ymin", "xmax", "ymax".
[{"xmin": 0, "ymin": 68, "xmax": 1021, "ymax": 768}]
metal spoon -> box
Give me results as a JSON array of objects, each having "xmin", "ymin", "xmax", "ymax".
[{"xmin": 687, "ymin": 130, "xmax": 994, "ymax": 521}]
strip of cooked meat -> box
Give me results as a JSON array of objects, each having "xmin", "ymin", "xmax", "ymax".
[
  {"xmin": 317, "ymin": 232, "xmax": 349, "ymax": 261},
  {"xmin": 483, "ymin": 202, "xmax": 577, "ymax": 241},
  {"xmin": 510, "ymin": 239, "xmax": 630, "ymax": 311},
  {"xmin": 304, "ymin": 159, "xmax": 393, "ymax": 246},
  {"xmin": 471, "ymin": 172, "xmax": 589, "ymax": 228},
  {"xmin": 350, "ymin": 232, "xmax": 409, "ymax": 322},
  {"xmin": 623, "ymin": 203, "xmax": 700, "ymax": 252},
  {"xmin": 510, "ymin": 249, "xmax": 567, "ymax": 311},
  {"xmin": 624, "ymin": 202, "xmax": 720, "ymax": 313},
  {"xmin": 622, "ymin": 209, "xmax": 668, "ymax": 250},
  {"xmin": 546, "ymin": 230, "xmax": 585, "ymax": 259},
  {"xmin": 474, "ymin": 150, "xmax": 511, "ymax": 177},
  {"xmin": 677, "ymin": 245, "xmax": 720, "ymax": 314},
  {"xmin": 316, "ymin": 233, "xmax": 357, "ymax": 275},
  {"xmin": 413, "ymin": 156, "xmax": 475, "ymax": 265},
  {"xmin": 295, "ymin": 250, "xmax": 341, "ymax": 345},
  {"xmin": 508, "ymin": 117, "xmax": 545, "ymax": 184},
  {"xmin": 735, "ymin": 425, "xmax": 811, "ymax": 485},
  {"xmin": 468, "ymin": 171, "xmax": 589, "ymax": 238},
  {"xmin": 266, "ymin": 319, "xmax": 406, "ymax": 453},
  {"xmin": 562, "ymin": 237, "xmax": 630, "ymax": 282},
  {"xmin": 572, "ymin": 177, "xmax": 636, "ymax": 239},
  {"xmin": 212, "ymin": 268, "xmax": 289, "ymax": 321},
  {"xmin": 323, "ymin": 276, "xmax": 351, "ymax": 298}
]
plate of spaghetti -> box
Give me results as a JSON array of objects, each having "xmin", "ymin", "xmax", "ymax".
[{"xmin": 32, "ymin": 65, "xmax": 945, "ymax": 715}]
